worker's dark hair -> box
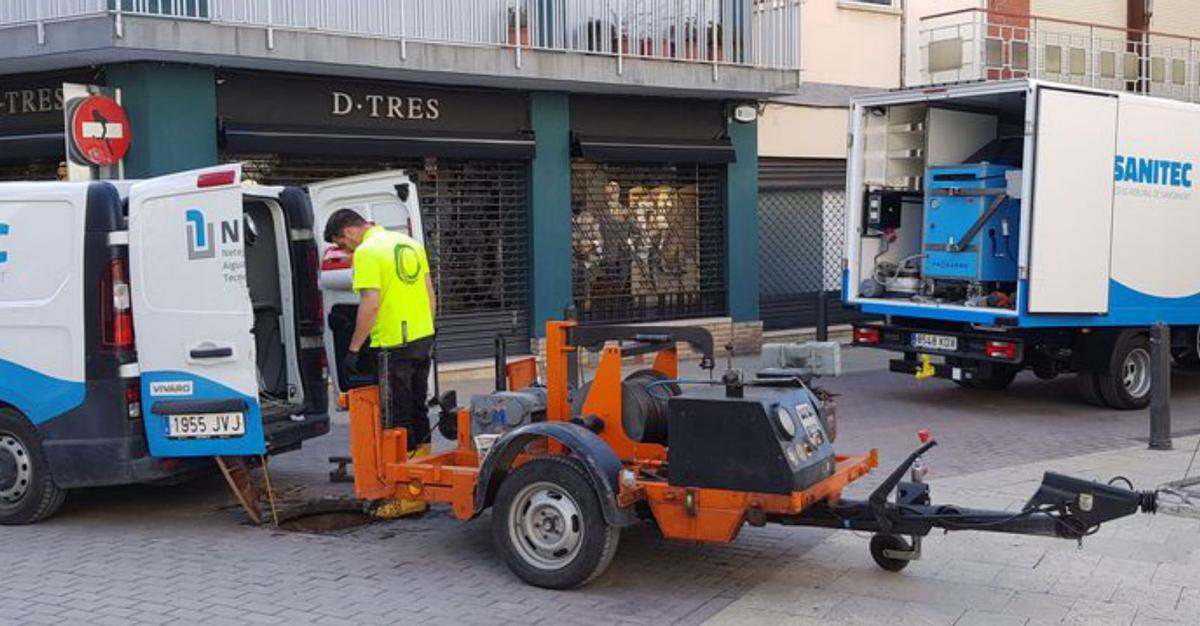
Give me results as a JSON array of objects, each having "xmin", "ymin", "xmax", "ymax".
[{"xmin": 323, "ymin": 209, "xmax": 369, "ymax": 243}]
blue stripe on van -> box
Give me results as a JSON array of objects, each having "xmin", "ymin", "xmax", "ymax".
[
  {"xmin": 141, "ymin": 371, "xmax": 265, "ymax": 457},
  {"xmin": 0, "ymin": 358, "xmax": 85, "ymax": 425}
]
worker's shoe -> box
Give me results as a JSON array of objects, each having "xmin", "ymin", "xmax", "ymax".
[{"xmin": 373, "ymin": 443, "xmax": 434, "ymax": 519}]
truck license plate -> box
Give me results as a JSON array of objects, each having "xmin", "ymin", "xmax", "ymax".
[
  {"xmin": 911, "ymin": 333, "xmax": 957, "ymax": 352},
  {"xmin": 167, "ymin": 413, "xmax": 245, "ymax": 439}
]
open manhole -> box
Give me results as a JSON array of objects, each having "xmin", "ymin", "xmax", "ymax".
[{"xmin": 274, "ymin": 499, "xmax": 374, "ymax": 534}]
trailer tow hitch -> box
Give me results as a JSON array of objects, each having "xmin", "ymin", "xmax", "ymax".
[{"xmin": 776, "ymin": 440, "xmax": 1160, "ymax": 570}]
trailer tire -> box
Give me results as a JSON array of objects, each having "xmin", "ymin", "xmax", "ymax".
[
  {"xmin": 1097, "ymin": 332, "xmax": 1153, "ymax": 410},
  {"xmin": 492, "ymin": 455, "xmax": 620, "ymax": 589},
  {"xmin": 0, "ymin": 409, "xmax": 66, "ymax": 525},
  {"xmin": 869, "ymin": 534, "xmax": 911, "ymax": 572},
  {"xmin": 1075, "ymin": 373, "xmax": 1106, "ymax": 407}
]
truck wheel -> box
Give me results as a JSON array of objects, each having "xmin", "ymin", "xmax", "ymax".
[
  {"xmin": 1075, "ymin": 373, "xmax": 1106, "ymax": 407},
  {"xmin": 492, "ymin": 455, "xmax": 620, "ymax": 589},
  {"xmin": 869, "ymin": 534, "xmax": 911, "ymax": 572},
  {"xmin": 0, "ymin": 409, "xmax": 66, "ymax": 525},
  {"xmin": 1098, "ymin": 332, "xmax": 1153, "ymax": 410}
]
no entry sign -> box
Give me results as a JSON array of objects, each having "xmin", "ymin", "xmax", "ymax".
[{"xmin": 68, "ymin": 95, "xmax": 131, "ymax": 167}]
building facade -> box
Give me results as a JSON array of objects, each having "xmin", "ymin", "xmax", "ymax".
[{"xmin": 0, "ymin": 1, "xmax": 801, "ymax": 361}]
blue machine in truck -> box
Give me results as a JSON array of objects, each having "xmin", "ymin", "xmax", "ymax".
[
  {"xmin": 922, "ymin": 165, "xmax": 1020, "ymax": 284},
  {"xmin": 844, "ymin": 80, "xmax": 1200, "ymax": 411}
]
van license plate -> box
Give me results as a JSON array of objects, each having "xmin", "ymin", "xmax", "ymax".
[
  {"xmin": 167, "ymin": 413, "xmax": 245, "ymax": 439},
  {"xmin": 911, "ymin": 333, "xmax": 957, "ymax": 352}
]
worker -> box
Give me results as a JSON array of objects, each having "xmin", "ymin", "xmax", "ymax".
[{"xmin": 324, "ymin": 209, "xmax": 436, "ymax": 516}]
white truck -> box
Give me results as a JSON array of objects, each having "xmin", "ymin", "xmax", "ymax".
[
  {"xmin": 844, "ymin": 79, "xmax": 1200, "ymax": 409},
  {"xmin": 0, "ymin": 165, "xmax": 422, "ymax": 524}
]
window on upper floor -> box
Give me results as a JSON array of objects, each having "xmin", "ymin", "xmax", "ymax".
[{"xmin": 842, "ymin": 0, "xmax": 897, "ymax": 8}]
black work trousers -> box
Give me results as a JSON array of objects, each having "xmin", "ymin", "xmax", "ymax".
[{"xmin": 377, "ymin": 336, "xmax": 434, "ymax": 450}]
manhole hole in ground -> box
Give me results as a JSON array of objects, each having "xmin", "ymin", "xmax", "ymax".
[{"xmin": 274, "ymin": 499, "xmax": 374, "ymax": 534}]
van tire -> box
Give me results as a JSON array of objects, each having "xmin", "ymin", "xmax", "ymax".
[
  {"xmin": 1097, "ymin": 331, "xmax": 1153, "ymax": 411},
  {"xmin": 0, "ymin": 409, "xmax": 66, "ymax": 525}
]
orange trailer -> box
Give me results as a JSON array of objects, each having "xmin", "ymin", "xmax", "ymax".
[{"xmin": 346, "ymin": 320, "xmax": 1156, "ymax": 589}]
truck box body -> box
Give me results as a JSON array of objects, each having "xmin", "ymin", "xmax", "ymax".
[{"xmin": 845, "ymin": 80, "xmax": 1200, "ymax": 329}]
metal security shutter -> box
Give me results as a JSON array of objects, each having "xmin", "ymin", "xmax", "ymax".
[
  {"xmin": 757, "ymin": 158, "xmax": 863, "ymax": 331},
  {"xmin": 230, "ymin": 154, "xmax": 531, "ymax": 361},
  {"xmin": 0, "ymin": 158, "xmax": 59, "ymax": 181},
  {"xmin": 571, "ymin": 161, "xmax": 726, "ymax": 323}
]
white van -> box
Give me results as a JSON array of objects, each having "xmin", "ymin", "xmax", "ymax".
[{"xmin": 0, "ymin": 165, "xmax": 421, "ymax": 524}]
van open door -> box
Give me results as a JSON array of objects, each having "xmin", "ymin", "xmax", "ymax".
[
  {"xmin": 128, "ymin": 166, "xmax": 266, "ymax": 457},
  {"xmin": 308, "ymin": 171, "xmax": 423, "ymax": 393}
]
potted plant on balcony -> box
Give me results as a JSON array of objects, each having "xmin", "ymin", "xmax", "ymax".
[
  {"xmin": 612, "ymin": 20, "xmax": 631, "ymax": 55},
  {"xmin": 706, "ymin": 21, "xmax": 724, "ymax": 62},
  {"xmin": 668, "ymin": 19, "xmax": 701, "ymax": 60},
  {"xmin": 508, "ymin": 7, "xmax": 530, "ymax": 47}
]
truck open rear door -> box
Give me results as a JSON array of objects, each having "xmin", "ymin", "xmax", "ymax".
[
  {"xmin": 1027, "ymin": 88, "xmax": 1119, "ymax": 314},
  {"xmin": 308, "ymin": 171, "xmax": 423, "ymax": 392},
  {"xmin": 128, "ymin": 165, "xmax": 266, "ymax": 457}
]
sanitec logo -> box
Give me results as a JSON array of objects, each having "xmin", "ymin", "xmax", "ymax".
[
  {"xmin": 1114, "ymin": 155, "xmax": 1194, "ymax": 188},
  {"xmin": 0, "ymin": 222, "xmax": 9, "ymax": 264},
  {"xmin": 186, "ymin": 209, "xmax": 216, "ymax": 260}
]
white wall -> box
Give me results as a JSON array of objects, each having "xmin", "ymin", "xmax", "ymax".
[
  {"xmin": 759, "ymin": 104, "xmax": 849, "ymax": 159},
  {"xmin": 1152, "ymin": 0, "xmax": 1200, "ymax": 36},
  {"xmin": 802, "ymin": 0, "xmax": 903, "ymax": 89},
  {"xmin": 1031, "ymin": 0, "xmax": 1125, "ymax": 29}
]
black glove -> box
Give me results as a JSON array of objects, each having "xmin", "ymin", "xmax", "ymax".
[{"xmin": 342, "ymin": 350, "xmax": 362, "ymax": 376}]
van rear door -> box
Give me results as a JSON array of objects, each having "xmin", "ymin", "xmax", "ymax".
[
  {"xmin": 307, "ymin": 171, "xmax": 423, "ymax": 392},
  {"xmin": 128, "ymin": 166, "xmax": 266, "ymax": 457}
]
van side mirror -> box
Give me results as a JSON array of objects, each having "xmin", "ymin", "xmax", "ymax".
[{"xmin": 395, "ymin": 183, "xmax": 411, "ymax": 203}]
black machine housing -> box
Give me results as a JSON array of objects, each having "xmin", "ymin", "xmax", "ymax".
[{"xmin": 667, "ymin": 385, "xmax": 836, "ymax": 495}]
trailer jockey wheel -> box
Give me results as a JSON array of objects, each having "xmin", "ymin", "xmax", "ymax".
[
  {"xmin": 869, "ymin": 534, "xmax": 913, "ymax": 572},
  {"xmin": 492, "ymin": 455, "xmax": 620, "ymax": 589}
]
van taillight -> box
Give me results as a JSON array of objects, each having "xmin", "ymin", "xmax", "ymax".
[
  {"xmin": 101, "ymin": 258, "xmax": 135, "ymax": 350},
  {"xmin": 306, "ymin": 245, "xmax": 325, "ymax": 326},
  {"xmin": 321, "ymin": 246, "xmax": 352, "ymax": 272}
]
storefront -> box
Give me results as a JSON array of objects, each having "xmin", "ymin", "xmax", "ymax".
[
  {"xmin": 568, "ymin": 96, "xmax": 733, "ymax": 324},
  {"xmin": 0, "ymin": 69, "xmax": 102, "ymax": 181},
  {"xmin": 217, "ymin": 72, "xmax": 534, "ymax": 362}
]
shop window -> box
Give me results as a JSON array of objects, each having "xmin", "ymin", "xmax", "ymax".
[
  {"xmin": 0, "ymin": 158, "xmax": 60, "ymax": 182},
  {"xmin": 570, "ymin": 161, "xmax": 726, "ymax": 323}
]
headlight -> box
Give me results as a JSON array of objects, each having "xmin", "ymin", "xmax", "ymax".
[{"xmin": 775, "ymin": 406, "xmax": 797, "ymax": 439}]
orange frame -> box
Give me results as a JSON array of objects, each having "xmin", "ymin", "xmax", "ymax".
[{"xmin": 348, "ymin": 321, "xmax": 879, "ymax": 542}]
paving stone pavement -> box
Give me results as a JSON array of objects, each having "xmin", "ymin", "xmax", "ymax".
[
  {"xmin": 707, "ymin": 436, "xmax": 1200, "ymax": 626},
  {"xmin": 4, "ymin": 356, "xmax": 1200, "ymax": 625}
]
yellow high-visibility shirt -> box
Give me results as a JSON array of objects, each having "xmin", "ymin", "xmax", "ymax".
[{"xmin": 352, "ymin": 225, "xmax": 435, "ymax": 348}]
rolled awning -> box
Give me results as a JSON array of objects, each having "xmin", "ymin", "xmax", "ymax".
[
  {"xmin": 574, "ymin": 134, "xmax": 735, "ymax": 164},
  {"xmin": 0, "ymin": 131, "xmax": 64, "ymax": 162},
  {"xmin": 221, "ymin": 123, "xmax": 536, "ymax": 160}
]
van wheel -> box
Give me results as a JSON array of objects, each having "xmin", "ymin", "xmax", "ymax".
[
  {"xmin": 0, "ymin": 409, "xmax": 66, "ymax": 525},
  {"xmin": 1098, "ymin": 332, "xmax": 1153, "ymax": 410},
  {"xmin": 492, "ymin": 455, "xmax": 620, "ymax": 589}
]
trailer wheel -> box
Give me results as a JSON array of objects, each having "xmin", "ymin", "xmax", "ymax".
[
  {"xmin": 869, "ymin": 534, "xmax": 911, "ymax": 572},
  {"xmin": 1098, "ymin": 332, "xmax": 1153, "ymax": 410},
  {"xmin": 0, "ymin": 409, "xmax": 66, "ymax": 525},
  {"xmin": 492, "ymin": 455, "xmax": 620, "ymax": 589}
]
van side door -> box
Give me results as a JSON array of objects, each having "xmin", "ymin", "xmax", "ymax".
[
  {"xmin": 128, "ymin": 166, "xmax": 266, "ymax": 457},
  {"xmin": 307, "ymin": 171, "xmax": 423, "ymax": 393}
]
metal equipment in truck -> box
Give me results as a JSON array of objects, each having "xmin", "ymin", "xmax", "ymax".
[{"xmin": 344, "ymin": 319, "xmax": 1160, "ymax": 589}]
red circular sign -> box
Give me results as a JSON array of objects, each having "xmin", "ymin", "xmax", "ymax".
[{"xmin": 69, "ymin": 95, "xmax": 131, "ymax": 167}]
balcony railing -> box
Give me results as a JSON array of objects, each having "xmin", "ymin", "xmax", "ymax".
[
  {"xmin": 1, "ymin": 0, "xmax": 802, "ymax": 72},
  {"xmin": 920, "ymin": 8, "xmax": 1200, "ymax": 103}
]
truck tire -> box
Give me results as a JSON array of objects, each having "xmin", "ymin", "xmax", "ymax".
[
  {"xmin": 492, "ymin": 455, "xmax": 620, "ymax": 589},
  {"xmin": 0, "ymin": 408, "xmax": 67, "ymax": 525},
  {"xmin": 1075, "ymin": 373, "xmax": 1106, "ymax": 407},
  {"xmin": 1097, "ymin": 331, "xmax": 1153, "ymax": 410}
]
